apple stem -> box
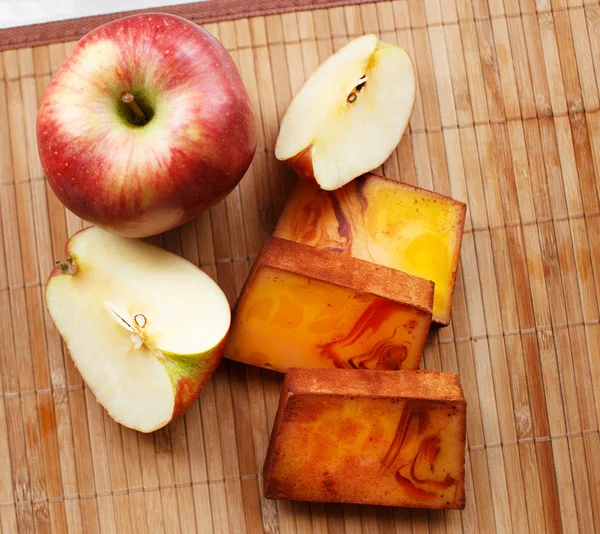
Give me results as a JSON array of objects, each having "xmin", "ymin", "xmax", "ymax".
[
  {"xmin": 56, "ymin": 256, "xmax": 76, "ymax": 275},
  {"xmin": 121, "ymin": 92, "xmax": 146, "ymax": 125}
]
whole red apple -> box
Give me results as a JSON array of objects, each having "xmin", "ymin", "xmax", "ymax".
[{"xmin": 37, "ymin": 13, "xmax": 257, "ymax": 237}]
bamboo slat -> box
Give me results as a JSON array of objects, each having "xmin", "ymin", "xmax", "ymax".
[{"xmin": 1, "ymin": 1, "xmax": 600, "ymax": 532}]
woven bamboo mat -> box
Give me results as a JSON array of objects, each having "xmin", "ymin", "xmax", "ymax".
[{"xmin": 1, "ymin": 0, "xmax": 600, "ymax": 532}]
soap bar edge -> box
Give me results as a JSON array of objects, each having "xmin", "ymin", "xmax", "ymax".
[{"xmin": 263, "ymin": 369, "xmax": 467, "ymax": 509}]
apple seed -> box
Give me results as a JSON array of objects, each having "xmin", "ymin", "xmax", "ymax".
[
  {"xmin": 355, "ymin": 75, "xmax": 368, "ymax": 91},
  {"xmin": 346, "ymin": 76, "xmax": 368, "ymax": 104}
]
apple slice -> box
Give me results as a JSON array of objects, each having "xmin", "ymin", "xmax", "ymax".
[
  {"xmin": 46, "ymin": 227, "xmax": 230, "ymax": 433},
  {"xmin": 275, "ymin": 34, "xmax": 416, "ymax": 190}
]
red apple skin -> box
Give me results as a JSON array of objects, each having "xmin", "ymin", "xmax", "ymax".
[
  {"xmin": 283, "ymin": 144, "xmax": 320, "ymax": 186},
  {"xmin": 37, "ymin": 13, "xmax": 257, "ymax": 238},
  {"xmin": 170, "ymin": 335, "xmax": 228, "ymax": 421}
]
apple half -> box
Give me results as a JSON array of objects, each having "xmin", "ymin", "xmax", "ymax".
[
  {"xmin": 46, "ymin": 227, "xmax": 230, "ymax": 433},
  {"xmin": 275, "ymin": 34, "xmax": 416, "ymax": 191}
]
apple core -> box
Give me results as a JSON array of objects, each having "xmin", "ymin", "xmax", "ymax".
[{"xmin": 346, "ymin": 75, "xmax": 367, "ymax": 103}]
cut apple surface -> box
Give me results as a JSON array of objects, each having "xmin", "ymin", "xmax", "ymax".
[
  {"xmin": 46, "ymin": 227, "xmax": 230, "ymax": 432},
  {"xmin": 275, "ymin": 34, "xmax": 416, "ymax": 190}
]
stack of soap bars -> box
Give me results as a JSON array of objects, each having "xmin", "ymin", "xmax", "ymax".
[{"xmin": 225, "ymin": 173, "xmax": 468, "ymax": 510}]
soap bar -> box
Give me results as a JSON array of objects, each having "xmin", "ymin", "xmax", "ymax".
[
  {"xmin": 264, "ymin": 368, "xmax": 466, "ymax": 509},
  {"xmin": 225, "ymin": 237, "xmax": 433, "ymax": 372},
  {"xmin": 274, "ymin": 173, "xmax": 466, "ymax": 325}
]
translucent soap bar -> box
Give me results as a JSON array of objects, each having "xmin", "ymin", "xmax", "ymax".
[
  {"xmin": 264, "ymin": 368, "xmax": 467, "ymax": 509},
  {"xmin": 274, "ymin": 173, "xmax": 466, "ymax": 324},
  {"xmin": 225, "ymin": 237, "xmax": 433, "ymax": 372}
]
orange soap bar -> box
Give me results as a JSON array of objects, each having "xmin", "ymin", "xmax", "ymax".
[
  {"xmin": 264, "ymin": 368, "xmax": 466, "ymax": 509},
  {"xmin": 274, "ymin": 173, "xmax": 466, "ymax": 325},
  {"xmin": 225, "ymin": 237, "xmax": 433, "ymax": 372}
]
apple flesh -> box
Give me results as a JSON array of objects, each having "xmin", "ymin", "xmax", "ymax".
[
  {"xmin": 37, "ymin": 13, "xmax": 257, "ymax": 238},
  {"xmin": 46, "ymin": 227, "xmax": 231, "ymax": 432},
  {"xmin": 275, "ymin": 34, "xmax": 415, "ymax": 190}
]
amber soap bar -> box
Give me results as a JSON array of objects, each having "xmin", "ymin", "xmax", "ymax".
[
  {"xmin": 274, "ymin": 173, "xmax": 466, "ymax": 325},
  {"xmin": 225, "ymin": 237, "xmax": 433, "ymax": 372},
  {"xmin": 264, "ymin": 368, "xmax": 466, "ymax": 509}
]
